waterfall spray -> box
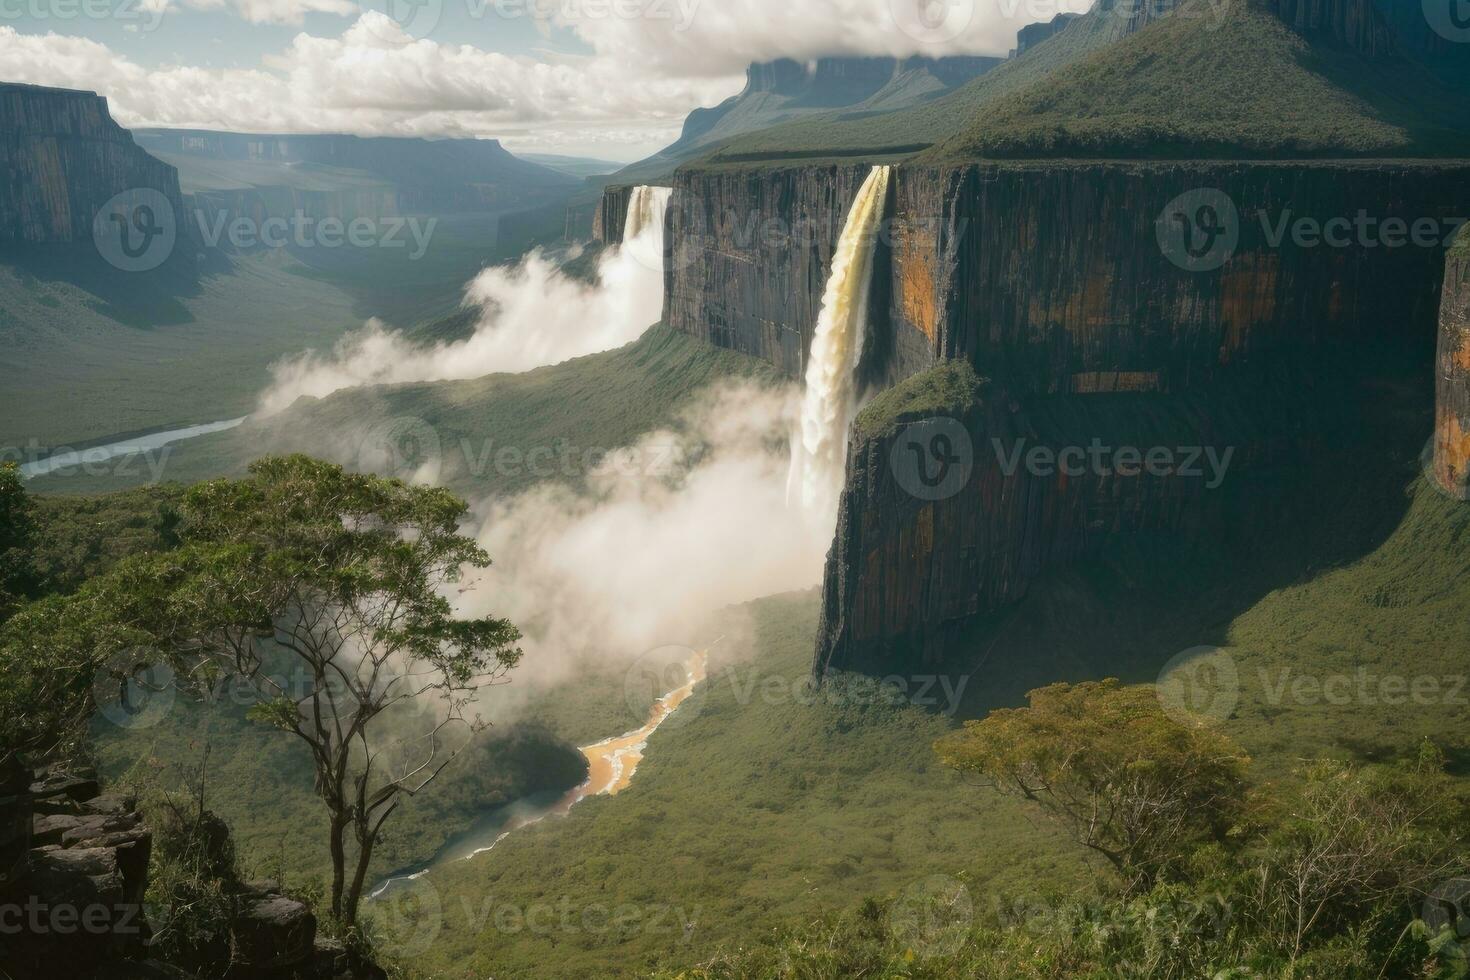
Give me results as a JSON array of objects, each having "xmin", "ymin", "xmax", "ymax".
[{"xmin": 789, "ymin": 165, "xmax": 892, "ymax": 517}]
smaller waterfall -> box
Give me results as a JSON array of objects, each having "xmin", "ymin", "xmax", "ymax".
[{"xmin": 788, "ymin": 165, "xmax": 892, "ymax": 517}]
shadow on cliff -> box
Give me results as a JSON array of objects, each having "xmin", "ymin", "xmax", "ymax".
[
  {"xmin": 844, "ymin": 354, "xmax": 1438, "ymax": 726},
  {"xmin": 0, "ymin": 242, "xmax": 209, "ymax": 328}
]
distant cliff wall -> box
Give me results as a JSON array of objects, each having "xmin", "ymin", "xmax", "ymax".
[{"xmin": 0, "ymin": 84, "xmax": 185, "ymax": 246}]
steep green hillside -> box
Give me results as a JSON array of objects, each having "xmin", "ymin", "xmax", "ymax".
[
  {"xmin": 25, "ymin": 324, "xmax": 781, "ymax": 499},
  {"xmin": 925, "ymin": 0, "xmax": 1470, "ymax": 161}
]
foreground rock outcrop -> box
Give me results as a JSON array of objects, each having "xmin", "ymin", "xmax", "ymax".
[{"xmin": 0, "ymin": 760, "xmax": 383, "ymax": 980}]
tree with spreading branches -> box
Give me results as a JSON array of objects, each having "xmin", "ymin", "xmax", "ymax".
[{"xmin": 85, "ymin": 455, "xmax": 521, "ymax": 927}]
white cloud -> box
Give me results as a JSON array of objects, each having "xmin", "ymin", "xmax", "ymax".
[
  {"xmin": 0, "ymin": 0, "xmax": 1057, "ymax": 151},
  {"xmin": 555, "ymin": 0, "xmax": 1049, "ymax": 78},
  {"xmin": 0, "ymin": 19, "xmax": 740, "ymax": 144}
]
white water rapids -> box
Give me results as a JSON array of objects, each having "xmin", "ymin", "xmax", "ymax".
[{"xmin": 788, "ymin": 165, "xmax": 892, "ymax": 516}]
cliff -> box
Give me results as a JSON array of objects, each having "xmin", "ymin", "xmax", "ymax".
[
  {"xmin": 593, "ymin": 184, "xmax": 636, "ymax": 244},
  {"xmin": 670, "ymin": 160, "xmax": 1468, "ymax": 390},
  {"xmin": 1436, "ymin": 232, "xmax": 1470, "ymax": 500},
  {"xmin": 662, "ymin": 156, "xmax": 1467, "ymax": 677},
  {"xmin": 1015, "ymin": 13, "xmax": 1080, "ymax": 55},
  {"xmin": 0, "ymin": 83, "xmax": 186, "ymax": 246}
]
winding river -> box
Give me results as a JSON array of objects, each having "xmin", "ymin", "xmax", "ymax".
[
  {"xmin": 369, "ymin": 650, "xmax": 708, "ymax": 900},
  {"xmin": 19, "ymin": 418, "xmax": 247, "ymax": 480}
]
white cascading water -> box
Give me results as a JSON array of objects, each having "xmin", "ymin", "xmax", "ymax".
[
  {"xmin": 621, "ymin": 184, "xmax": 673, "ymax": 272},
  {"xmin": 788, "ymin": 165, "xmax": 892, "ymax": 517}
]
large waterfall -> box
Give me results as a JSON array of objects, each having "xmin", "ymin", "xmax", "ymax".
[
  {"xmin": 788, "ymin": 165, "xmax": 892, "ymax": 517},
  {"xmin": 622, "ymin": 185, "xmax": 673, "ymax": 271}
]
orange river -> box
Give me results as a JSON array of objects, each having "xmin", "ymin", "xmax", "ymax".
[{"xmin": 369, "ymin": 650, "xmax": 707, "ymax": 900}]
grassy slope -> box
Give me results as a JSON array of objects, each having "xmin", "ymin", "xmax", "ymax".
[
  {"xmin": 0, "ymin": 249, "xmax": 359, "ymax": 453},
  {"xmin": 923, "ymin": 0, "xmax": 1470, "ymax": 161},
  {"xmin": 26, "ymin": 324, "xmax": 780, "ymax": 499},
  {"xmin": 1, "ymin": 170, "xmax": 575, "ymax": 456},
  {"xmin": 408, "ymin": 471, "xmax": 1469, "ymax": 979},
  {"xmin": 405, "ymin": 592, "xmax": 1093, "ymax": 979},
  {"xmin": 656, "ymin": 476, "xmax": 1470, "ymax": 978}
]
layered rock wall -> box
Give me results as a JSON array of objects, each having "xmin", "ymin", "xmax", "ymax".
[
  {"xmin": 0, "ymin": 84, "xmax": 186, "ymax": 246},
  {"xmin": 593, "ymin": 184, "xmax": 635, "ymax": 244},
  {"xmin": 663, "ymin": 158, "xmax": 1466, "ymax": 677},
  {"xmin": 671, "ymin": 161, "xmax": 1468, "ymax": 395}
]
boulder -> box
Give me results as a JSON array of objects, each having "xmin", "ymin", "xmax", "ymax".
[{"xmin": 231, "ymin": 895, "xmax": 317, "ymax": 971}]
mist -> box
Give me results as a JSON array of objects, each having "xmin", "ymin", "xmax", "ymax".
[
  {"xmin": 453, "ymin": 380, "xmax": 835, "ymax": 708},
  {"xmin": 257, "ymin": 228, "xmax": 666, "ymax": 417}
]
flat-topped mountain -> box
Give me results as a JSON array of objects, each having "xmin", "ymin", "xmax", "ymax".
[{"xmin": 0, "ymin": 83, "xmax": 186, "ymax": 246}]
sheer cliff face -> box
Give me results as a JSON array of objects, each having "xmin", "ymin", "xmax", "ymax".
[
  {"xmin": 594, "ymin": 185, "xmax": 636, "ymax": 244},
  {"xmin": 0, "ymin": 84, "xmax": 185, "ymax": 246},
  {"xmin": 670, "ymin": 161, "xmax": 1467, "ymax": 393},
  {"xmin": 1437, "ymin": 238, "xmax": 1470, "ymax": 500},
  {"xmin": 662, "ymin": 157, "xmax": 1467, "ymax": 676}
]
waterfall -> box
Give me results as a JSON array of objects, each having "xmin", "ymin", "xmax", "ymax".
[
  {"xmin": 622, "ymin": 185, "xmax": 673, "ymax": 271},
  {"xmin": 788, "ymin": 165, "xmax": 892, "ymax": 517}
]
